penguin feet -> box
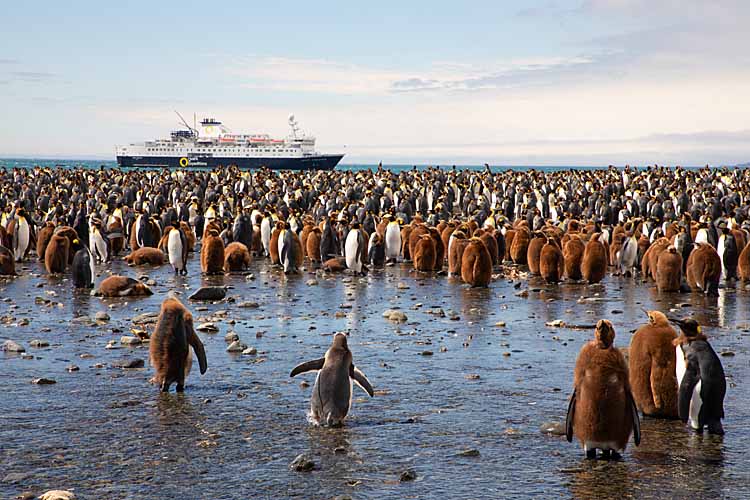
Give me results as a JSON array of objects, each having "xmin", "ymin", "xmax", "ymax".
[
  {"xmin": 707, "ymin": 421, "xmax": 725, "ymax": 435},
  {"xmin": 586, "ymin": 449, "xmax": 597, "ymax": 460}
]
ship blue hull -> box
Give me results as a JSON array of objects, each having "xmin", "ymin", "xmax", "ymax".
[{"xmin": 116, "ymin": 154, "xmax": 343, "ymax": 170}]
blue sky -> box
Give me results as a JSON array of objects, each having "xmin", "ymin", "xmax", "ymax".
[{"xmin": 1, "ymin": 0, "xmax": 749, "ymax": 165}]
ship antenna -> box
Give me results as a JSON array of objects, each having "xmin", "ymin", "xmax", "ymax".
[{"xmin": 175, "ymin": 110, "xmax": 197, "ymax": 135}]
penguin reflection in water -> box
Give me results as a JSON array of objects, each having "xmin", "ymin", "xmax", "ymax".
[
  {"xmin": 670, "ymin": 317, "xmax": 726, "ymax": 435},
  {"xmin": 566, "ymin": 320, "xmax": 641, "ymax": 459},
  {"xmin": 290, "ymin": 333, "xmax": 374, "ymax": 426}
]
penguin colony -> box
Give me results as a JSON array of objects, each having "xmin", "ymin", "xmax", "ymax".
[{"xmin": 0, "ymin": 164, "xmax": 736, "ymax": 455}]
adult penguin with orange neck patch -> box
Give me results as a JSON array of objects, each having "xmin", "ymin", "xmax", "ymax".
[
  {"xmin": 628, "ymin": 310, "xmax": 678, "ymax": 418},
  {"xmin": 581, "ymin": 232, "xmax": 607, "ymax": 284},
  {"xmin": 669, "ymin": 317, "xmax": 726, "ymax": 434},
  {"xmin": 290, "ymin": 332, "xmax": 374, "ymax": 427},
  {"xmin": 150, "ymin": 297, "xmax": 207, "ymax": 393},
  {"xmin": 201, "ymin": 228, "xmax": 225, "ymax": 275},
  {"xmin": 461, "ymin": 237, "xmax": 492, "ymax": 287},
  {"xmin": 566, "ymin": 319, "xmax": 640, "ymax": 459}
]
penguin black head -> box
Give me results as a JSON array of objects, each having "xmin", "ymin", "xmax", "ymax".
[{"xmin": 668, "ymin": 317, "xmax": 702, "ymax": 338}]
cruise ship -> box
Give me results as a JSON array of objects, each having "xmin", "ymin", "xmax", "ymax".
[{"xmin": 116, "ymin": 114, "xmax": 343, "ymax": 170}]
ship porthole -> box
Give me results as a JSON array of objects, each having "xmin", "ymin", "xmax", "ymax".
[{"xmin": 179, "ymin": 157, "xmax": 189, "ymax": 167}]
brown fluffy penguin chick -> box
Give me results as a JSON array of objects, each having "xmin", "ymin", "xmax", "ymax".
[
  {"xmin": 306, "ymin": 227, "xmax": 322, "ymax": 263},
  {"xmin": 44, "ymin": 234, "xmax": 70, "ymax": 274},
  {"xmin": 269, "ymin": 221, "xmax": 284, "ymax": 265},
  {"xmin": 656, "ymin": 246, "xmax": 683, "ymax": 292},
  {"xmin": 526, "ymin": 233, "xmax": 546, "ymax": 275},
  {"xmin": 400, "ymin": 225, "xmax": 413, "ymax": 261},
  {"xmin": 738, "ymin": 242, "xmax": 750, "ymax": 282},
  {"xmin": 299, "ymin": 223, "xmax": 314, "ymax": 259},
  {"xmin": 504, "ymin": 229, "xmax": 516, "ymax": 261},
  {"xmin": 224, "ymin": 241, "xmax": 251, "ymax": 272},
  {"xmin": 157, "ymin": 226, "xmax": 173, "ymax": 253},
  {"xmin": 108, "ymin": 218, "xmax": 125, "ymax": 255},
  {"xmin": 441, "ymin": 223, "xmax": 456, "ymax": 261},
  {"xmin": 566, "ymin": 319, "xmax": 640, "ymax": 459},
  {"xmin": 644, "ymin": 237, "xmax": 670, "ymax": 281},
  {"xmin": 413, "ymin": 234, "xmax": 437, "ymax": 272},
  {"xmin": 323, "ymin": 256, "xmax": 347, "ymax": 273},
  {"xmin": 479, "ymin": 230, "xmax": 499, "ymax": 267},
  {"xmin": 98, "ymin": 275, "xmax": 153, "ymax": 297},
  {"xmin": 125, "ymin": 247, "xmax": 165, "ymax": 266},
  {"xmin": 686, "ymin": 242, "xmax": 722, "ymax": 295},
  {"xmin": 53, "ymin": 226, "xmax": 80, "ymax": 264},
  {"xmin": 0, "ymin": 245, "xmax": 15, "ymax": 275},
  {"xmin": 408, "ymin": 224, "xmax": 429, "ymax": 262},
  {"xmin": 581, "ymin": 234, "xmax": 607, "ymax": 284},
  {"xmin": 36, "ymin": 222, "xmax": 56, "ymax": 261},
  {"xmin": 150, "ymin": 297, "xmax": 207, "ymax": 392},
  {"xmin": 540, "ymin": 238, "xmax": 565, "ymax": 283},
  {"xmin": 428, "ymin": 227, "xmax": 445, "ymax": 271},
  {"xmin": 510, "ymin": 228, "xmax": 530, "ymax": 265},
  {"xmin": 448, "ymin": 230, "xmax": 469, "ymax": 278},
  {"xmin": 180, "ymin": 221, "xmax": 196, "ymax": 252},
  {"xmin": 201, "ymin": 229, "xmax": 225, "ymax": 275},
  {"xmin": 563, "ymin": 235, "xmax": 585, "ymax": 280},
  {"xmin": 628, "ymin": 311, "xmax": 678, "ymax": 418},
  {"xmin": 461, "ymin": 238, "xmax": 493, "ymax": 287}
]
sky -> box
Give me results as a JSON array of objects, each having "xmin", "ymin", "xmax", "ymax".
[{"xmin": 1, "ymin": 0, "xmax": 749, "ymax": 166}]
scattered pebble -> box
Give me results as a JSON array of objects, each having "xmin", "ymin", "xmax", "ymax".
[
  {"xmin": 289, "ymin": 454, "xmax": 315, "ymax": 472},
  {"xmin": 32, "ymin": 378, "xmax": 56, "ymax": 385},
  {"xmin": 226, "ymin": 340, "xmax": 247, "ymax": 352},
  {"xmin": 197, "ymin": 322, "xmax": 219, "ymax": 333},
  {"xmin": 242, "ymin": 346, "xmax": 258, "ymax": 355},
  {"xmin": 456, "ymin": 449, "xmax": 480, "ymax": 457},
  {"xmin": 120, "ymin": 336, "xmax": 141, "ymax": 346},
  {"xmin": 95, "ymin": 311, "xmax": 111, "ymax": 322},
  {"xmin": 111, "ymin": 358, "xmax": 145, "ymax": 369},
  {"xmin": 238, "ymin": 301, "xmax": 260, "ymax": 309},
  {"xmin": 399, "ymin": 469, "xmax": 417, "ymax": 482},
  {"xmin": 2, "ymin": 340, "xmax": 25, "ymax": 353}
]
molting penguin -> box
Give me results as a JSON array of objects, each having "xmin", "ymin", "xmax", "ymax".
[
  {"xmin": 566, "ymin": 319, "xmax": 640, "ymax": 459},
  {"xmin": 290, "ymin": 333, "xmax": 374, "ymax": 427},
  {"xmin": 617, "ymin": 233, "xmax": 638, "ymax": 277},
  {"xmin": 44, "ymin": 233, "xmax": 70, "ymax": 274},
  {"xmin": 460, "ymin": 237, "xmax": 492, "ymax": 287},
  {"xmin": 97, "ymin": 275, "xmax": 153, "ymax": 297},
  {"xmin": 168, "ymin": 226, "xmax": 189, "ymax": 275},
  {"xmin": 269, "ymin": 221, "xmax": 284, "ymax": 266},
  {"xmin": 581, "ymin": 233, "xmax": 607, "ymax": 284},
  {"xmin": 150, "ymin": 297, "xmax": 207, "ymax": 392},
  {"xmin": 200, "ymin": 229, "xmax": 225, "ymax": 275},
  {"xmin": 306, "ymin": 227, "xmax": 322, "ymax": 263},
  {"xmin": 670, "ymin": 317, "xmax": 726, "ymax": 434},
  {"xmin": 368, "ymin": 232, "xmax": 385, "ymax": 268},
  {"xmin": 526, "ymin": 232, "xmax": 546, "ymax": 275},
  {"xmin": 89, "ymin": 218, "xmax": 109, "ymax": 263},
  {"xmin": 344, "ymin": 222, "xmax": 367, "ymax": 274},
  {"xmin": 628, "ymin": 311, "xmax": 678, "ymax": 418},
  {"xmin": 224, "ymin": 241, "xmax": 252, "ymax": 272},
  {"xmin": 279, "ymin": 224, "xmax": 303, "ymax": 274},
  {"xmin": 71, "ymin": 245, "xmax": 96, "ymax": 289},
  {"xmin": 448, "ymin": 230, "xmax": 469, "ymax": 278}
]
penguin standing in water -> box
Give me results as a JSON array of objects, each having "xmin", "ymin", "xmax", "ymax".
[
  {"xmin": 167, "ymin": 226, "xmax": 188, "ymax": 275},
  {"xmin": 260, "ymin": 212, "xmax": 272, "ymax": 257},
  {"xmin": 290, "ymin": 333, "xmax": 374, "ymax": 427},
  {"xmin": 320, "ymin": 216, "xmax": 339, "ymax": 261},
  {"xmin": 717, "ymin": 225, "xmax": 738, "ymax": 281},
  {"xmin": 669, "ymin": 317, "xmax": 726, "ymax": 435},
  {"xmin": 71, "ymin": 244, "xmax": 96, "ymax": 289},
  {"xmin": 150, "ymin": 297, "xmax": 207, "ymax": 393},
  {"xmin": 368, "ymin": 233, "xmax": 385, "ymax": 268},
  {"xmin": 232, "ymin": 210, "xmax": 253, "ymax": 250},
  {"xmin": 344, "ymin": 222, "xmax": 366, "ymax": 274},
  {"xmin": 566, "ymin": 319, "xmax": 640, "ymax": 459}
]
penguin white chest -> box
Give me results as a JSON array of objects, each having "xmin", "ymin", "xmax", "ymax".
[
  {"xmin": 167, "ymin": 230, "xmax": 184, "ymax": 270},
  {"xmin": 345, "ymin": 230, "xmax": 362, "ymax": 272}
]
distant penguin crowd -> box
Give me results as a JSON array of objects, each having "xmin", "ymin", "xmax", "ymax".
[{"xmin": 0, "ymin": 163, "xmax": 736, "ymax": 454}]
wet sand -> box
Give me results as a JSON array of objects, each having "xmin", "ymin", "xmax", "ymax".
[{"xmin": 1, "ymin": 256, "xmax": 749, "ymax": 499}]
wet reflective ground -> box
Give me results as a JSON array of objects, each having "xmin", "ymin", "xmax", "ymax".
[{"xmin": 1, "ymin": 255, "xmax": 748, "ymax": 499}]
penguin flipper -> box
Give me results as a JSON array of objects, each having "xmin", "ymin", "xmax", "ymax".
[
  {"xmin": 565, "ymin": 389, "xmax": 576, "ymax": 443},
  {"xmin": 627, "ymin": 390, "xmax": 641, "ymax": 446},
  {"xmin": 187, "ymin": 322, "xmax": 208, "ymax": 375},
  {"xmin": 350, "ymin": 365, "xmax": 374, "ymax": 397},
  {"xmin": 678, "ymin": 357, "xmax": 700, "ymax": 424},
  {"xmin": 290, "ymin": 358, "xmax": 325, "ymax": 377}
]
